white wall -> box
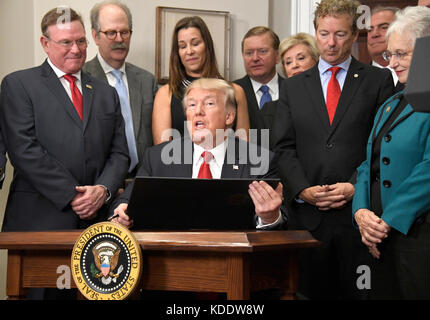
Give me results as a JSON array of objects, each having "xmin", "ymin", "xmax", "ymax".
[{"xmin": 0, "ymin": 0, "xmax": 35, "ymax": 301}]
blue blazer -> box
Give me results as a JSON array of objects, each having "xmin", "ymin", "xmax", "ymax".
[{"xmin": 352, "ymin": 91, "xmax": 430, "ymax": 234}]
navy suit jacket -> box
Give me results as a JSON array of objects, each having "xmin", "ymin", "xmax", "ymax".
[
  {"xmin": 273, "ymin": 57, "xmax": 394, "ymax": 231},
  {"xmin": 0, "ymin": 60, "xmax": 129, "ymax": 231},
  {"xmin": 234, "ymin": 74, "xmax": 284, "ymax": 146}
]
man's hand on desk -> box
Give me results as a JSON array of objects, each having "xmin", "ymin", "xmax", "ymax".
[{"xmin": 111, "ymin": 203, "xmax": 134, "ymax": 228}]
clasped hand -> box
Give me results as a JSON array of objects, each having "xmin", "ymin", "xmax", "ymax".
[
  {"xmin": 71, "ymin": 185, "xmax": 107, "ymax": 220},
  {"xmin": 354, "ymin": 208, "xmax": 391, "ymax": 259},
  {"xmin": 299, "ymin": 182, "xmax": 354, "ymax": 211}
]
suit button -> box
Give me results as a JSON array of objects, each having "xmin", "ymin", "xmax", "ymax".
[
  {"xmin": 326, "ymin": 143, "xmax": 334, "ymax": 149},
  {"xmin": 383, "ymin": 180, "xmax": 392, "ymax": 188},
  {"xmin": 382, "ymin": 157, "xmax": 390, "ymax": 165},
  {"xmin": 384, "ymin": 135, "xmax": 392, "ymax": 142}
]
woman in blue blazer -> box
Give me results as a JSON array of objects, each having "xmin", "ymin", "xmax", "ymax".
[{"xmin": 353, "ymin": 6, "xmax": 430, "ymax": 299}]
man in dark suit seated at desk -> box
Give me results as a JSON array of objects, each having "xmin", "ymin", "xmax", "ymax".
[{"xmin": 110, "ymin": 78, "xmax": 286, "ymax": 230}]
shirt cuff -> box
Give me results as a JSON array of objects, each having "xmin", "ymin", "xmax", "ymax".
[
  {"xmin": 256, "ymin": 210, "xmax": 282, "ymax": 229},
  {"xmin": 97, "ymin": 184, "xmax": 111, "ymax": 203},
  {"xmin": 295, "ymin": 197, "xmax": 305, "ymax": 204}
]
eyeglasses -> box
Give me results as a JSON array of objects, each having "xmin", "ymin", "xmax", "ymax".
[
  {"xmin": 46, "ymin": 37, "xmax": 88, "ymax": 49},
  {"xmin": 99, "ymin": 29, "xmax": 132, "ymax": 40},
  {"xmin": 382, "ymin": 50, "xmax": 412, "ymax": 62}
]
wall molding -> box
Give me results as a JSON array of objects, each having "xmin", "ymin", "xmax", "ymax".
[{"xmin": 290, "ymin": 0, "xmax": 318, "ymax": 35}]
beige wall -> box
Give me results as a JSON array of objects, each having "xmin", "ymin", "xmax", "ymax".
[
  {"xmin": 0, "ymin": 0, "xmax": 297, "ymax": 300},
  {"xmin": 0, "ymin": 0, "xmax": 35, "ymax": 301}
]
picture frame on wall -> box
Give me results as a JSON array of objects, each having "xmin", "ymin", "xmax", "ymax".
[{"xmin": 155, "ymin": 6, "xmax": 231, "ymax": 83}]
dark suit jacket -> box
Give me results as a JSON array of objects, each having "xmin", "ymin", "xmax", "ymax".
[
  {"xmin": 273, "ymin": 57, "xmax": 394, "ymax": 231},
  {"xmin": 0, "ymin": 60, "xmax": 129, "ymax": 231},
  {"xmin": 83, "ymin": 56, "xmax": 158, "ymax": 168},
  {"xmin": 234, "ymin": 74, "xmax": 284, "ymax": 146},
  {"xmin": 112, "ymin": 135, "xmax": 287, "ymax": 229},
  {"xmin": 0, "ymin": 125, "xmax": 6, "ymax": 189}
]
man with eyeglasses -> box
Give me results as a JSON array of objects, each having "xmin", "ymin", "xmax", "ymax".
[
  {"xmin": 84, "ymin": 1, "xmax": 158, "ymax": 178},
  {"xmin": 367, "ymin": 6, "xmax": 404, "ymax": 92},
  {"xmin": 234, "ymin": 26, "xmax": 284, "ymax": 148},
  {"xmin": 0, "ymin": 7, "xmax": 129, "ymax": 298}
]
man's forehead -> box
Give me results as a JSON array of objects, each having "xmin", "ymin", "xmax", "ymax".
[
  {"xmin": 317, "ymin": 14, "xmax": 353, "ymax": 27},
  {"xmin": 371, "ymin": 10, "xmax": 396, "ymax": 25},
  {"xmin": 47, "ymin": 20, "xmax": 85, "ymax": 35}
]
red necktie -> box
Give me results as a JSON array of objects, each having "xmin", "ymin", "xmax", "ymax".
[
  {"xmin": 197, "ymin": 151, "xmax": 213, "ymax": 179},
  {"xmin": 63, "ymin": 74, "xmax": 83, "ymax": 121},
  {"xmin": 326, "ymin": 66, "xmax": 342, "ymax": 125}
]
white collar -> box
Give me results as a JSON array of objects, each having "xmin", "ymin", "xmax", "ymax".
[
  {"xmin": 47, "ymin": 58, "xmax": 81, "ymax": 81},
  {"xmin": 193, "ymin": 139, "xmax": 228, "ymax": 167},
  {"xmin": 97, "ymin": 53, "xmax": 126, "ymax": 75},
  {"xmin": 250, "ymin": 73, "xmax": 279, "ymax": 95}
]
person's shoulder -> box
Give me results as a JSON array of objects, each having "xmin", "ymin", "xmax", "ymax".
[
  {"xmin": 2, "ymin": 65, "xmax": 43, "ymax": 83},
  {"xmin": 146, "ymin": 137, "xmax": 187, "ymax": 154},
  {"xmin": 352, "ymin": 58, "xmax": 389, "ymax": 76},
  {"xmin": 125, "ymin": 62, "xmax": 156, "ymax": 80},
  {"xmin": 233, "ymin": 75, "xmax": 249, "ymax": 86},
  {"xmin": 82, "ymin": 71, "xmax": 116, "ymax": 94}
]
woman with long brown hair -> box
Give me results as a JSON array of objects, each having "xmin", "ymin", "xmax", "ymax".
[{"xmin": 152, "ymin": 16, "xmax": 249, "ymax": 145}]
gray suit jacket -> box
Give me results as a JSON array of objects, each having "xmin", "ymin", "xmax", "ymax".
[{"xmin": 83, "ymin": 56, "xmax": 158, "ymax": 168}]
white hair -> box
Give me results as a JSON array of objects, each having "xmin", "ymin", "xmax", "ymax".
[{"xmin": 386, "ymin": 6, "xmax": 430, "ymax": 47}]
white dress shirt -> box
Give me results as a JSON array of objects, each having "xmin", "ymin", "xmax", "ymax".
[
  {"xmin": 249, "ymin": 73, "xmax": 279, "ymax": 107},
  {"xmin": 47, "ymin": 58, "xmax": 82, "ymax": 100},
  {"xmin": 191, "ymin": 140, "xmax": 282, "ymax": 229},
  {"xmin": 97, "ymin": 54, "xmax": 130, "ymax": 99}
]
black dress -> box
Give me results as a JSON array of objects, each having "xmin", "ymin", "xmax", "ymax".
[{"xmin": 170, "ymin": 76, "xmax": 199, "ymax": 138}]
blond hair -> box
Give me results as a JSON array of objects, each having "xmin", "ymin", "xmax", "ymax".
[
  {"xmin": 182, "ymin": 78, "xmax": 237, "ymax": 112},
  {"xmin": 279, "ymin": 33, "xmax": 319, "ymax": 67}
]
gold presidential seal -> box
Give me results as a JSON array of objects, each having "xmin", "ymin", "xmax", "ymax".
[{"xmin": 71, "ymin": 222, "xmax": 142, "ymax": 300}]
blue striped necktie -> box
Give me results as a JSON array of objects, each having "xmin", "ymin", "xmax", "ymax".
[{"xmin": 111, "ymin": 69, "xmax": 138, "ymax": 172}]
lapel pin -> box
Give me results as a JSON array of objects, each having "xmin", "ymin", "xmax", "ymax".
[
  {"xmin": 386, "ymin": 106, "xmax": 391, "ymax": 113},
  {"xmin": 86, "ymin": 84, "xmax": 93, "ymax": 90},
  {"xmin": 233, "ymin": 165, "xmax": 239, "ymax": 170},
  {"xmin": 354, "ymin": 74, "xmax": 359, "ymax": 78}
]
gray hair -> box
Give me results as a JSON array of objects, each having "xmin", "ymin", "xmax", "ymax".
[
  {"xmin": 386, "ymin": 6, "xmax": 430, "ymax": 47},
  {"xmin": 371, "ymin": 6, "xmax": 400, "ymax": 16},
  {"xmin": 90, "ymin": 1, "xmax": 132, "ymax": 33}
]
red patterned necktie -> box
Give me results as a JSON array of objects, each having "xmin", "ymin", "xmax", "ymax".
[
  {"xmin": 326, "ymin": 66, "xmax": 342, "ymax": 125},
  {"xmin": 63, "ymin": 74, "xmax": 83, "ymax": 121},
  {"xmin": 197, "ymin": 151, "xmax": 213, "ymax": 179}
]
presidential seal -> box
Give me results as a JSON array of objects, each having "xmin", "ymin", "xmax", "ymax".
[{"xmin": 71, "ymin": 222, "xmax": 142, "ymax": 300}]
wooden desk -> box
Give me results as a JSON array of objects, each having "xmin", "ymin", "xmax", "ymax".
[{"xmin": 0, "ymin": 230, "xmax": 319, "ymax": 300}]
